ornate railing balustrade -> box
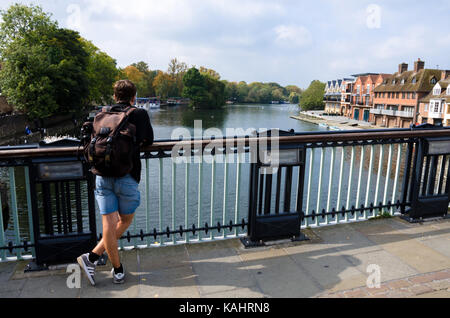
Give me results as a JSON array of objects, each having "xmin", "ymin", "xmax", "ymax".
[{"xmin": 1, "ymin": 126, "xmax": 450, "ymax": 263}]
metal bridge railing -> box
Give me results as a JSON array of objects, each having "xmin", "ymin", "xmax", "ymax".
[{"xmin": 1, "ymin": 127, "xmax": 450, "ymax": 263}]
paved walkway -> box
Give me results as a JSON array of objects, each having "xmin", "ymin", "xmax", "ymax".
[
  {"xmin": 292, "ymin": 111, "xmax": 379, "ymax": 131},
  {"xmin": 1, "ymin": 216, "xmax": 449, "ymax": 298}
]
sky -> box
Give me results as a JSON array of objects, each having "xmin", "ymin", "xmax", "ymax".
[{"xmin": 0, "ymin": 0, "xmax": 449, "ymax": 88}]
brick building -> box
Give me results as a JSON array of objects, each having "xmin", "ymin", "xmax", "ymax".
[
  {"xmin": 373, "ymin": 59, "xmax": 442, "ymax": 128},
  {"xmin": 418, "ymin": 70, "xmax": 450, "ymax": 126},
  {"xmin": 349, "ymin": 73, "xmax": 390, "ymax": 122}
]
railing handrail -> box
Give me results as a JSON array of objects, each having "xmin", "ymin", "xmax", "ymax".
[{"xmin": 1, "ymin": 127, "xmax": 450, "ymax": 160}]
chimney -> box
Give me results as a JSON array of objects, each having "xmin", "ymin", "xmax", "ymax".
[
  {"xmin": 398, "ymin": 63, "xmax": 408, "ymax": 74},
  {"xmin": 414, "ymin": 58, "xmax": 425, "ymax": 72},
  {"xmin": 442, "ymin": 70, "xmax": 450, "ymax": 80}
]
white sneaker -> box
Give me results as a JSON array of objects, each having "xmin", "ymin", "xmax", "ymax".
[
  {"xmin": 111, "ymin": 267, "xmax": 125, "ymax": 284},
  {"xmin": 77, "ymin": 253, "xmax": 96, "ymax": 286}
]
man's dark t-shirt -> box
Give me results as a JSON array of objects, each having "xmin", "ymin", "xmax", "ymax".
[{"xmin": 112, "ymin": 103, "xmax": 154, "ymax": 183}]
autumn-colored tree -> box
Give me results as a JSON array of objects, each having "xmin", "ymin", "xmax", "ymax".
[
  {"xmin": 153, "ymin": 71, "xmax": 175, "ymax": 99},
  {"xmin": 168, "ymin": 58, "xmax": 188, "ymax": 97},
  {"xmin": 199, "ymin": 67, "xmax": 221, "ymax": 80},
  {"xmin": 123, "ymin": 65, "xmax": 144, "ymax": 84}
]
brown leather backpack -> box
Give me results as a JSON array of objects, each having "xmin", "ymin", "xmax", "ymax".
[{"xmin": 82, "ymin": 105, "xmax": 137, "ymax": 178}]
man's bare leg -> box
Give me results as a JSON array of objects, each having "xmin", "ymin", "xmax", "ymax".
[{"xmin": 92, "ymin": 212, "xmax": 135, "ymax": 265}]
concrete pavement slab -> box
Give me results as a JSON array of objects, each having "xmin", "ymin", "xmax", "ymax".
[
  {"xmin": 419, "ymin": 236, "xmax": 450, "ymax": 258},
  {"xmin": 355, "ymin": 221, "xmax": 450, "ymax": 273},
  {"xmin": 286, "ymin": 245, "xmax": 367, "ymax": 293},
  {"xmin": 240, "ymin": 249, "xmax": 323, "ymax": 298},
  {"xmin": 187, "ymin": 241, "xmax": 258, "ymax": 296},
  {"xmin": 313, "ymin": 223, "xmax": 382, "ymax": 255},
  {"xmin": 138, "ymin": 244, "xmax": 190, "ymax": 271},
  {"xmin": 19, "ymin": 275, "xmax": 80, "ymax": 298},
  {"xmin": 139, "ymin": 265, "xmax": 200, "ymax": 298},
  {"xmin": 345, "ymin": 249, "xmax": 418, "ymax": 282}
]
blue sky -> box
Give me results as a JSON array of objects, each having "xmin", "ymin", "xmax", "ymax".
[{"xmin": 1, "ymin": 0, "xmax": 449, "ymax": 88}]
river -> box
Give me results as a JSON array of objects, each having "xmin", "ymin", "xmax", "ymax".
[
  {"xmin": 2, "ymin": 104, "xmax": 403, "ymax": 247},
  {"xmin": 1, "ymin": 104, "xmax": 328, "ymax": 245}
]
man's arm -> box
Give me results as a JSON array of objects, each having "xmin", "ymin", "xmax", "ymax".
[{"xmin": 136, "ymin": 109, "xmax": 154, "ymax": 147}]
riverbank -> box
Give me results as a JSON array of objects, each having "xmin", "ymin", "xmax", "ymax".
[
  {"xmin": 0, "ymin": 112, "xmax": 88, "ymax": 146},
  {"xmin": 291, "ymin": 111, "xmax": 378, "ymax": 131}
]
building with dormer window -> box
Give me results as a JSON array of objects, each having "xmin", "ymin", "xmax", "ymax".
[
  {"xmin": 419, "ymin": 70, "xmax": 450, "ymax": 126},
  {"xmin": 373, "ymin": 59, "xmax": 443, "ymax": 128},
  {"xmin": 324, "ymin": 79, "xmax": 343, "ymax": 114}
]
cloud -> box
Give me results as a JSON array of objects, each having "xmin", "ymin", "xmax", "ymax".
[
  {"xmin": 2, "ymin": 0, "xmax": 449, "ymax": 87},
  {"xmin": 273, "ymin": 25, "xmax": 312, "ymax": 48}
]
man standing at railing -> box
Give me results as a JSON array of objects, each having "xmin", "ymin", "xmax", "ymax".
[{"xmin": 77, "ymin": 79, "xmax": 154, "ymax": 286}]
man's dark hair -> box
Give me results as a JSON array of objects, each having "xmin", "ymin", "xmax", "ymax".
[{"xmin": 114, "ymin": 80, "xmax": 137, "ymax": 104}]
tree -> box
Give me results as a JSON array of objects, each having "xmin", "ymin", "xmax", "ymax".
[
  {"xmin": 131, "ymin": 61, "xmax": 150, "ymax": 73},
  {"xmin": 182, "ymin": 67, "xmax": 210, "ymax": 107},
  {"xmin": 0, "ymin": 3, "xmax": 56, "ymax": 51},
  {"xmin": 0, "ymin": 3, "xmax": 119, "ymax": 118},
  {"xmin": 0, "ymin": 4, "xmax": 92, "ymax": 118},
  {"xmin": 299, "ymin": 80, "xmax": 326, "ymax": 111},
  {"xmin": 153, "ymin": 71, "xmax": 175, "ymax": 99},
  {"xmin": 272, "ymin": 88, "xmax": 285, "ymax": 102},
  {"xmin": 199, "ymin": 67, "xmax": 221, "ymax": 80},
  {"xmin": 286, "ymin": 85, "xmax": 303, "ymax": 95},
  {"xmin": 123, "ymin": 65, "xmax": 144, "ymax": 84},
  {"xmin": 81, "ymin": 38, "xmax": 118, "ymax": 105},
  {"xmin": 168, "ymin": 58, "xmax": 187, "ymax": 97},
  {"xmin": 289, "ymin": 92, "xmax": 300, "ymax": 104}
]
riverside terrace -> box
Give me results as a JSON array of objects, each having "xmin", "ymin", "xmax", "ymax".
[{"xmin": 0, "ymin": 127, "xmax": 450, "ymax": 297}]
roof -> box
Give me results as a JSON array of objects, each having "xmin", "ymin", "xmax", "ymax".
[
  {"xmin": 351, "ymin": 73, "xmax": 380, "ymax": 77},
  {"xmin": 420, "ymin": 79, "xmax": 450, "ymax": 103},
  {"xmin": 374, "ymin": 69, "xmax": 443, "ymax": 93}
]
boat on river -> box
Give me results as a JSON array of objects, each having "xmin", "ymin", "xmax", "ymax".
[{"xmin": 136, "ymin": 97, "xmax": 160, "ymax": 111}]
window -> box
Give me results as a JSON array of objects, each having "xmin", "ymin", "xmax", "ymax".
[
  {"xmin": 392, "ymin": 79, "xmax": 396, "ymax": 84},
  {"xmin": 412, "ymin": 92, "xmax": 416, "ymax": 99},
  {"xmin": 434, "ymin": 88, "xmax": 441, "ymax": 95},
  {"xmin": 401, "ymin": 79, "xmax": 405, "ymax": 85},
  {"xmin": 396, "ymin": 93, "xmax": 399, "ymax": 99},
  {"xmin": 432, "ymin": 101, "xmax": 441, "ymax": 113},
  {"xmin": 367, "ymin": 84, "xmax": 371, "ymax": 95},
  {"xmin": 357, "ymin": 85, "xmax": 360, "ymax": 94},
  {"xmin": 404, "ymin": 107, "xmax": 414, "ymax": 114},
  {"xmin": 425, "ymin": 103, "xmax": 428, "ymax": 112},
  {"xmin": 447, "ymin": 87, "xmax": 450, "ymax": 95},
  {"xmin": 412, "ymin": 77, "xmax": 417, "ymax": 84},
  {"xmin": 402, "ymin": 92, "xmax": 406, "ymax": 99},
  {"xmin": 407, "ymin": 92, "xmax": 411, "ymax": 99},
  {"xmin": 431, "ymin": 77, "xmax": 437, "ymax": 85}
]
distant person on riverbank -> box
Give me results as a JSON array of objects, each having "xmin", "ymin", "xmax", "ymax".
[{"xmin": 78, "ymin": 79, "xmax": 154, "ymax": 286}]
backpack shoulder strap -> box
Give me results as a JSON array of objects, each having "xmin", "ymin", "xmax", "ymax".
[{"xmin": 124, "ymin": 106, "xmax": 137, "ymax": 116}]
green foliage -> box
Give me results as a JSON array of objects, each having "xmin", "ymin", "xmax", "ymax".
[
  {"xmin": 0, "ymin": 3, "xmax": 119, "ymax": 119},
  {"xmin": 223, "ymin": 80, "xmax": 302, "ymax": 104},
  {"xmin": 289, "ymin": 92, "xmax": 300, "ymax": 104},
  {"xmin": 299, "ymin": 80, "xmax": 326, "ymax": 111},
  {"xmin": 182, "ymin": 67, "xmax": 225, "ymax": 108},
  {"xmin": 81, "ymin": 39, "xmax": 118, "ymax": 105},
  {"xmin": 182, "ymin": 68, "xmax": 210, "ymax": 107},
  {"xmin": 0, "ymin": 3, "xmax": 56, "ymax": 51}
]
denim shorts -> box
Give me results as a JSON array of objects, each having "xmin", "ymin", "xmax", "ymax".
[{"xmin": 94, "ymin": 174, "xmax": 140, "ymax": 215}]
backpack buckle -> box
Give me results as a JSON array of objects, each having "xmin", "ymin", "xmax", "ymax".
[{"xmin": 99, "ymin": 127, "xmax": 111, "ymax": 136}]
